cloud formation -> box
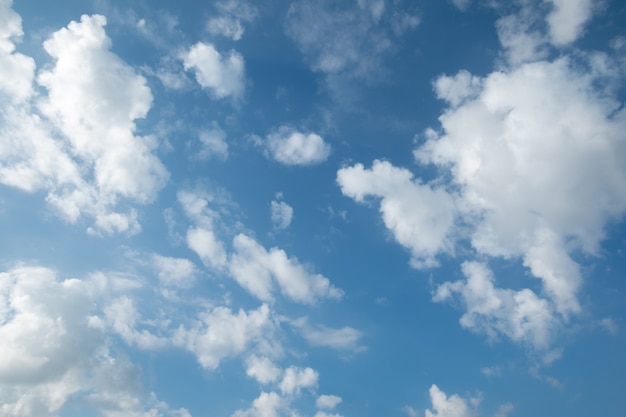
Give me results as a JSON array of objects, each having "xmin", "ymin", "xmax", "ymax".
[
  {"xmin": 183, "ymin": 42, "xmax": 245, "ymax": 100},
  {"xmin": 263, "ymin": 126, "xmax": 331, "ymax": 166}
]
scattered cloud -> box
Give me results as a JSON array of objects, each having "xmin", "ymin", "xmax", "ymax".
[
  {"xmin": 182, "ymin": 41, "xmax": 245, "ymax": 100},
  {"xmin": 337, "ymin": 160, "xmax": 455, "ymax": 268},
  {"xmin": 206, "ymin": 0, "xmax": 257, "ymax": 41},
  {"xmin": 424, "ymin": 384, "xmax": 476, "ymax": 417},
  {"xmin": 279, "ymin": 366, "xmax": 318, "ymax": 395},
  {"xmin": 229, "ymin": 233, "xmax": 343, "ymax": 304},
  {"xmin": 545, "ymin": 0, "xmax": 595, "ymax": 46},
  {"xmin": 261, "ymin": 126, "xmax": 331, "ymax": 166},
  {"xmin": 316, "ymin": 394, "xmax": 342, "ymax": 410},
  {"xmin": 152, "ymin": 254, "xmax": 198, "ymax": 288},
  {"xmin": 196, "ymin": 122, "xmax": 229, "ymax": 160},
  {"xmin": 245, "ymin": 355, "xmax": 282, "ymax": 384},
  {"xmin": 271, "ymin": 200, "xmax": 294, "ymax": 230},
  {"xmin": 294, "ymin": 320, "xmax": 365, "ymax": 352}
]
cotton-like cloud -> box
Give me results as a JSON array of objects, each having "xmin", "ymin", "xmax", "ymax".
[
  {"xmin": 152, "ymin": 254, "xmax": 198, "ymax": 288},
  {"xmin": 229, "ymin": 233, "xmax": 343, "ymax": 304},
  {"xmin": 263, "ymin": 126, "xmax": 331, "ymax": 166},
  {"xmin": 279, "ymin": 366, "xmax": 318, "ymax": 395},
  {"xmin": 182, "ymin": 41, "xmax": 245, "ymax": 100},
  {"xmin": 0, "ymin": 0, "xmax": 35, "ymax": 103},
  {"xmin": 0, "ymin": 12, "xmax": 169, "ymax": 235},
  {"xmin": 104, "ymin": 296, "xmax": 169, "ymax": 349},
  {"xmin": 424, "ymin": 385, "xmax": 475, "ymax": 417},
  {"xmin": 232, "ymin": 391, "xmax": 286, "ymax": 417},
  {"xmin": 0, "ymin": 265, "xmax": 188, "ymax": 416},
  {"xmin": 271, "ymin": 200, "xmax": 294, "ymax": 230},
  {"xmin": 316, "ymin": 394, "xmax": 342, "ymax": 409},
  {"xmin": 174, "ymin": 304, "xmax": 274, "ymax": 371},
  {"xmin": 418, "ymin": 57, "xmax": 626, "ymax": 318},
  {"xmin": 337, "ymin": 160, "xmax": 455, "ymax": 268},
  {"xmin": 434, "ymin": 262, "xmax": 557, "ymax": 353},
  {"xmin": 545, "ymin": 0, "xmax": 594, "ymax": 46},
  {"xmin": 245, "ymin": 355, "xmax": 282, "ymax": 384}
]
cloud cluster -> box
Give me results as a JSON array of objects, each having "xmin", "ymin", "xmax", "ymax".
[
  {"xmin": 206, "ymin": 0, "xmax": 257, "ymax": 41},
  {"xmin": 0, "ymin": 11, "xmax": 169, "ymax": 235},
  {"xmin": 338, "ymin": 2, "xmax": 626, "ymax": 354}
]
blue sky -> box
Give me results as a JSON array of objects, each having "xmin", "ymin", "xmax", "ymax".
[{"xmin": 1, "ymin": 0, "xmax": 626, "ymax": 416}]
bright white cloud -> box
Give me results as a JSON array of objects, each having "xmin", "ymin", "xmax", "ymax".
[
  {"xmin": 264, "ymin": 126, "xmax": 331, "ymax": 166},
  {"xmin": 316, "ymin": 394, "xmax": 342, "ymax": 410},
  {"xmin": 279, "ymin": 366, "xmax": 318, "ymax": 395},
  {"xmin": 434, "ymin": 262, "xmax": 557, "ymax": 353},
  {"xmin": 424, "ymin": 385, "xmax": 474, "ymax": 417},
  {"xmin": 295, "ymin": 321, "xmax": 365, "ymax": 352},
  {"xmin": 182, "ymin": 41, "xmax": 245, "ymax": 100},
  {"xmin": 0, "ymin": 12, "xmax": 169, "ymax": 235},
  {"xmin": 0, "ymin": 0, "xmax": 35, "ymax": 103},
  {"xmin": 545, "ymin": 0, "xmax": 594, "ymax": 46},
  {"xmin": 187, "ymin": 226, "xmax": 229, "ymax": 270},
  {"xmin": 245, "ymin": 355, "xmax": 282, "ymax": 384},
  {"xmin": 232, "ymin": 391, "xmax": 286, "ymax": 417},
  {"xmin": 229, "ymin": 233, "xmax": 343, "ymax": 304},
  {"xmin": 418, "ymin": 58, "xmax": 626, "ymax": 318},
  {"xmin": 337, "ymin": 160, "xmax": 455, "ymax": 268},
  {"xmin": 104, "ymin": 296, "xmax": 168, "ymax": 349},
  {"xmin": 271, "ymin": 200, "xmax": 294, "ymax": 230},
  {"xmin": 0, "ymin": 265, "xmax": 187, "ymax": 416},
  {"xmin": 173, "ymin": 304, "xmax": 274, "ymax": 370}
]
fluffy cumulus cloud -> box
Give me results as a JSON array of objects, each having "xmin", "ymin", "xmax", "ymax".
[
  {"xmin": 316, "ymin": 394, "xmax": 342, "ymax": 409},
  {"xmin": 0, "ymin": 265, "xmax": 189, "ymax": 416},
  {"xmin": 152, "ymin": 254, "xmax": 198, "ymax": 288},
  {"xmin": 545, "ymin": 0, "xmax": 594, "ymax": 46},
  {"xmin": 0, "ymin": 0, "xmax": 35, "ymax": 102},
  {"xmin": 174, "ymin": 304, "xmax": 274, "ymax": 371},
  {"xmin": 263, "ymin": 126, "xmax": 331, "ymax": 166},
  {"xmin": 229, "ymin": 233, "xmax": 343, "ymax": 304},
  {"xmin": 196, "ymin": 122, "xmax": 229, "ymax": 160},
  {"xmin": 0, "ymin": 11, "xmax": 169, "ymax": 235},
  {"xmin": 434, "ymin": 262, "xmax": 556, "ymax": 353},
  {"xmin": 418, "ymin": 57, "xmax": 626, "ymax": 318},
  {"xmin": 245, "ymin": 355, "xmax": 282, "ymax": 384},
  {"xmin": 279, "ymin": 366, "xmax": 318, "ymax": 395},
  {"xmin": 424, "ymin": 385, "xmax": 475, "ymax": 417},
  {"xmin": 182, "ymin": 41, "xmax": 245, "ymax": 100},
  {"xmin": 337, "ymin": 160, "xmax": 455, "ymax": 268}
]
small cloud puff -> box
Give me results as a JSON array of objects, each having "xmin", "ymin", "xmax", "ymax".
[{"xmin": 263, "ymin": 126, "xmax": 331, "ymax": 166}]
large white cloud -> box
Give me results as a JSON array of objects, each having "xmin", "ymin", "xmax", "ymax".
[
  {"xmin": 0, "ymin": 11, "xmax": 169, "ymax": 235},
  {"xmin": 337, "ymin": 160, "xmax": 455, "ymax": 268},
  {"xmin": 0, "ymin": 265, "xmax": 189, "ymax": 416},
  {"xmin": 182, "ymin": 41, "xmax": 245, "ymax": 100},
  {"xmin": 0, "ymin": 0, "xmax": 35, "ymax": 103}
]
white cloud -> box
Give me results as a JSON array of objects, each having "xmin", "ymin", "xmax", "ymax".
[
  {"xmin": 229, "ymin": 233, "xmax": 343, "ymax": 304},
  {"xmin": 264, "ymin": 126, "xmax": 331, "ymax": 166},
  {"xmin": 0, "ymin": 12, "xmax": 169, "ymax": 235},
  {"xmin": 279, "ymin": 366, "xmax": 318, "ymax": 395},
  {"xmin": 316, "ymin": 394, "xmax": 342, "ymax": 410},
  {"xmin": 197, "ymin": 123, "xmax": 229, "ymax": 160},
  {"xmin": 104, "ymin": 296, "xmax": 168, "ymax": 349},
  {"xmin": 434, "ymin": 262, "xmax": 558, "ymax": 353},
  {"xmin": 545, "ymin": 0, "xmax": 594, "ymax": 46},
  {"xmin": 0, "ymin": 265, "xmax": 187, "ymax": 416},
  {"xmin": 206, "ymin": 0, "xmax": 257, "ymax": 41},
  {"xmin": 337, "ymin": 160, "xmax": 455, "ymax": 268},
  {"xmin": 187, "ymin": 226, "xmax": 229, "ymax": 270},
  {"xmin": 295, "ymin": 321, "xmax": 365, "ymax": 352},
  {"xmin": 152, "ymin": 255, "xmax": 197, "ymax": 288},
  {"xmin": 0, "ymin": 0, "xmax": 35, "ymax": 103},
  {"xmin": 271, "ymin": 200, "xmax": 294, "ymax": 230},
  {"xmin": 174, "ymin": 304, "xmax": 274, "ymax": 371},
  {"xmin": 494, "ymin": 403, "xmax": 514, "ymax": 417},
  {"xmin": 418, "ymin": 57, "xmax": 626, "ymax": 318},
  {"xmin": 232, "ymin": 391, "xmax": 286, "ymax": 417},
  {"xmin": 182, "ymin": 42, "xmax": 245, "ymax": 100},
  {"xmin": 424, "ymin": 385, "xmax": 474, "ymax": 417},
  {"xmin": 245, "ymin": 355, "xmax": 282, "ymax": 384}
]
